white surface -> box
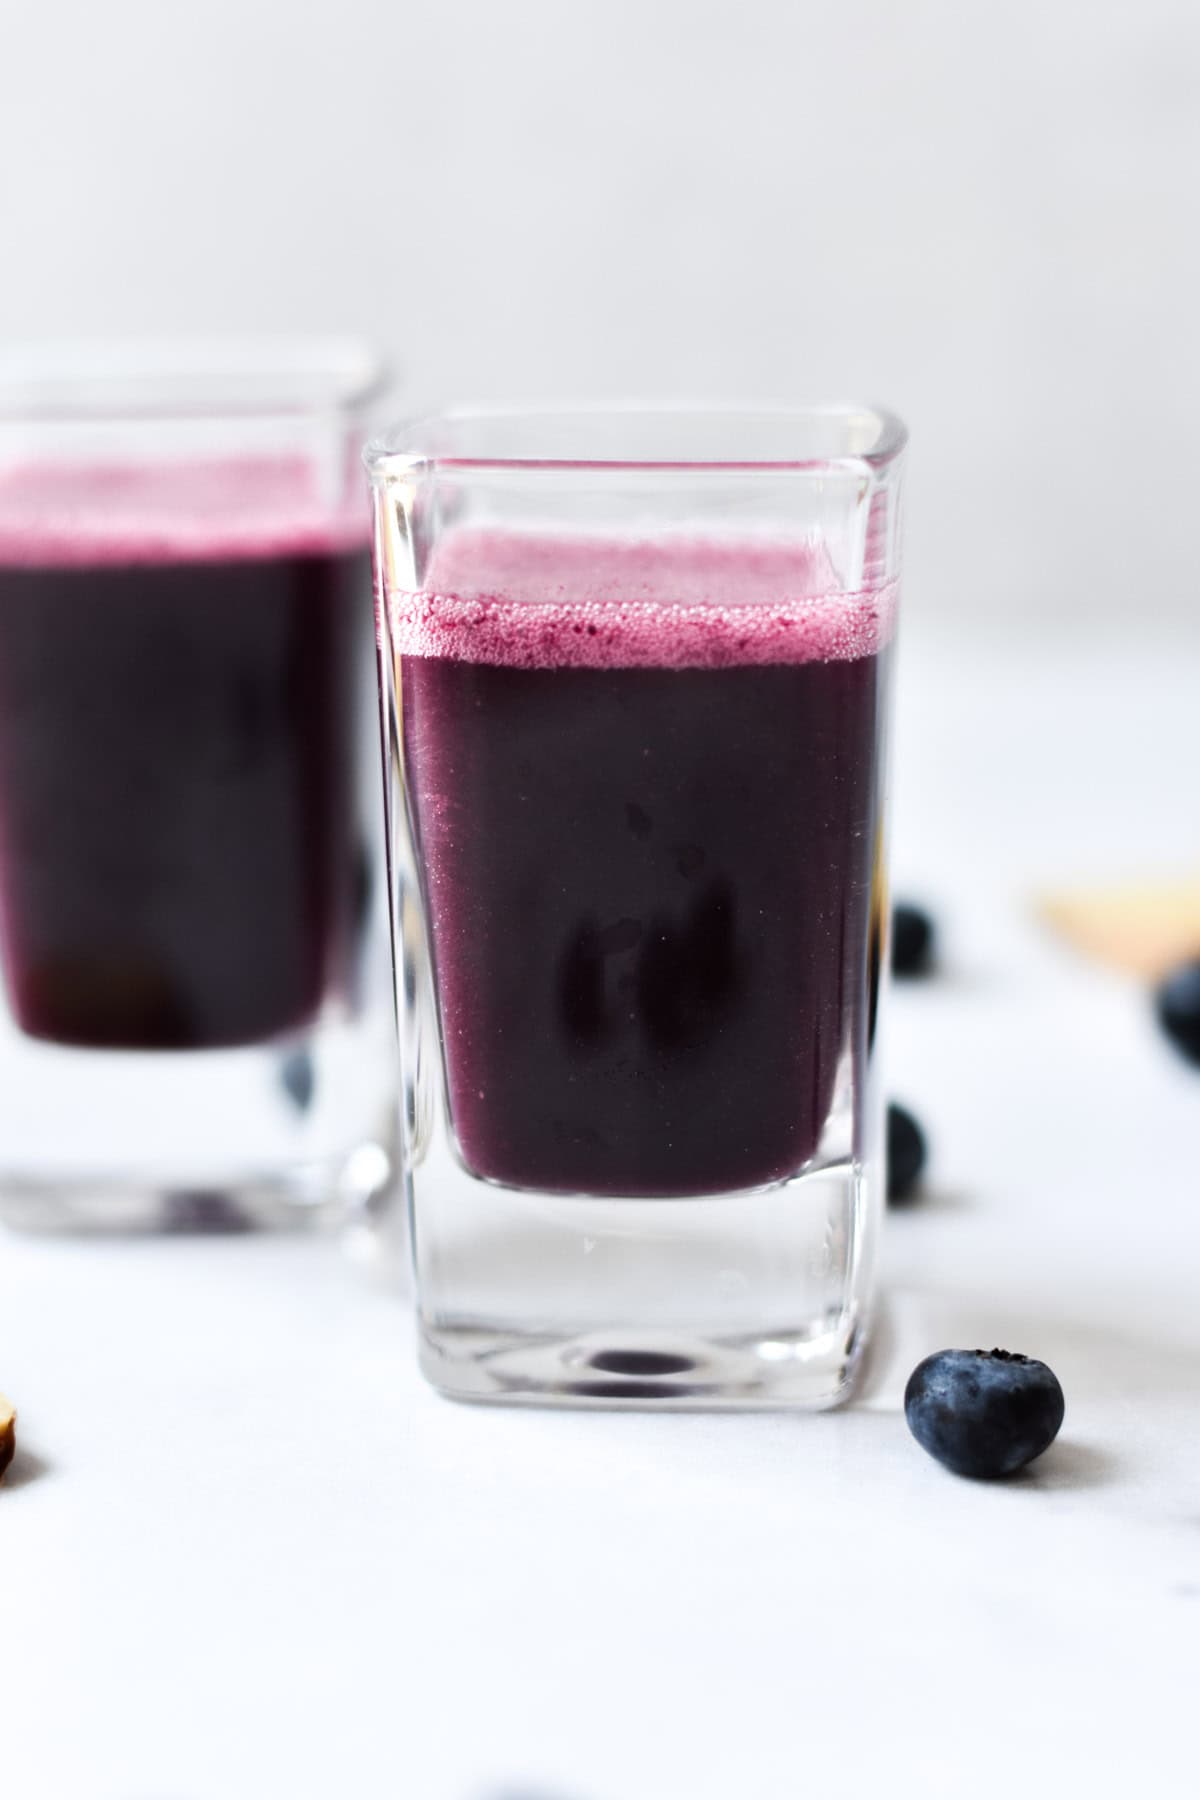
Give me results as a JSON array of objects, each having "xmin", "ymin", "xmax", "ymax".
[
  {"xmin": 3, "ymin": 623, "xmax": 1199, "ymax": 1799},
  {"xmin": 3, "ymin": 0, "xmax": 1200, "ymax": 629}
]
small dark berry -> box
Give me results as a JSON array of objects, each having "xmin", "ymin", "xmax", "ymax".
[
  {"xmin": 1156, "ymin": 960, "xmax": 1200, "ymax": 1067},
  {"xmin": 904, "ymin": 1347, "xmax": 1065, "ymax": 1479},
  {"xmin": 0, "ymin": 1393, "xmax": 15, "ymax": 1480},
  {"xmin": 887, "ymin": 1102, "xmax": 926, "ymax": 1202},
  {"xmin": 280, "ymin": 1048, "xmax": 316, "ymax": 1112},
  {"xmin": 892, "ymin": 901, "xmax": 935, "ymax": 976},
  {"xmin": 351, "ymin": 840, "xmax": 374, "ymax": 932}
]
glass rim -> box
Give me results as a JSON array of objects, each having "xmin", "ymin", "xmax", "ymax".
[
  {"xmin": 0, "ymin": 337, "xmax": 390, "ymax": 423},
  {"xmin": 366, "ymin": 402, "xmax": 907, "ymax": 478}
]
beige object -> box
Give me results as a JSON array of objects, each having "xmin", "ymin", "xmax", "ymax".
[
  {"xmin": 1039, "ymin": 877, "xmax": 1200, "ymax": 978},
  {"xmin": 0, "ymin": 1394, "xmax": 14, "ymax": 1480}
]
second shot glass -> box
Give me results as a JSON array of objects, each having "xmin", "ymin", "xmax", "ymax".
[{"xmin": 0, "ymin": 341, "xmax": 398, "ymax": 1229}]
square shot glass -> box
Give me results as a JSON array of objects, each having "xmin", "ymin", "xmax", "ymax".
[
  {"xmin": 0, "ymin": 342, "xmax": 398, "ymax": 1230},
  {"xmin": 370, "ymin": 407, "xmax": 904, "ymax": 1404}
]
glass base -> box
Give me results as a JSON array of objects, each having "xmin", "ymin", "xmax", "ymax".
[
  {"xmin": 410, "ymin": 1133, "xmax": 877, "ymax": 1409},
  {"xmin": 0, "ymin": 1012, "xmax": 398, "ymax": 1234},
  {"xmin": 0, "ymin": 1151, "xmax": 395, "ymax": 1235}
]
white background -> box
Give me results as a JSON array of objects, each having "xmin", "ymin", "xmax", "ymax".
[{"xmin": 3, "ymin": 0, "xmax": 1199, "ymax": 627}]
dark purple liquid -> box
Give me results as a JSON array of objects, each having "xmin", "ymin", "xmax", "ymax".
[
  {"xmin": 397, "ymin": 537, "xmax": 887, "ymax": 1197},
  {"xmin": 0, "ymin": 546, "xmax": 367, "ymax": 1050}
]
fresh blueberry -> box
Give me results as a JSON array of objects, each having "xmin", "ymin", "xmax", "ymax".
[
  {"xmin": 1156, "ymin": 960, "xmax": 1200, "ymax": 1067},
  {"xmin": 892, "ymin": 901, "xmax": 935, "ymax": 977},
  {"xmin": 887, "ymin": 1101, "xmax": 927, "ymax": 1202},
  {"xmin": 905, "ymin": 1347, "xmax": 1065, "ymax": 1479}
]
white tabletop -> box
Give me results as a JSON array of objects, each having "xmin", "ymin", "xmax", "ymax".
[{"xmin": 3, "ymin": 620, "xmax": 1199, "ymax": 1800}]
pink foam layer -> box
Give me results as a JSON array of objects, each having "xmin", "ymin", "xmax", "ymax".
[
  {"xmin": 388, "ymin": 528, "xmax": 896, "ymax": 670},
  {"xmin": 0, "ymin": 458, "xmax": 367, "ymax": 567}
]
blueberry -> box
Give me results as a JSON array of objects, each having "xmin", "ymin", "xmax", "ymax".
[
  {"xmin": 887, "ymin": 1101, "xmax": 926, "ymax": 1202},
  {"xmin": 905, "ymin": 1348, "xmax": 1065, "ymax": 1479},
  {"xmin": 1156, "ymin": 960, "xmax": 1200, "ymax": 1067},
  {"xmin": 892, "ymin": 901, "xmax": 935, "ymax": 977},
  {"xmin": 351, "ymin": 840, "xmax": 374, "ymax": 932},
  {"xmin": 279, "ymin": 1048, "xmax": 316, "ymax": 1112}
]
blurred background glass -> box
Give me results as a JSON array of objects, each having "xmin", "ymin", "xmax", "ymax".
[{"xmin": 0, "ymin": 342, "xmax": 397, "ymax": 1228}]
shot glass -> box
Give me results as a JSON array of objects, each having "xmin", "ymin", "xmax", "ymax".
[
  {"xmin": 370, "ymin": 407, "xmax": 905, "ymax": 1405},
  {"xmin": 0, "ymin": 342, "xmax": 398, "ymax": 1230}
]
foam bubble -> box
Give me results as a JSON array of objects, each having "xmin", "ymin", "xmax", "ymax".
[
  {"xmin": 388, "ymin": 528, "xmax": 896, "ymax": 670},
  {"xmin": 0, "ymin": 458, "xmax": 367, "ymax": 568}
]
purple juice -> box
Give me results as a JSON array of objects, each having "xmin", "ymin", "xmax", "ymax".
[
  {"xmin": 395, "ymin": 530, "xmax": 892, "ymax": 1198},
  {"xmin": 0, "ymin": 461, "xmax": 369, "ymax": 1050}
]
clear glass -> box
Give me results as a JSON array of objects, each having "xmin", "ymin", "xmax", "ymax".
[
  {"xmin": 0, "ymin": 342, "xmax": 398, "ymax": 1231},
  {"xmin": 370, "ymin": 406, "xmax": 905, "ymax": 1406}
]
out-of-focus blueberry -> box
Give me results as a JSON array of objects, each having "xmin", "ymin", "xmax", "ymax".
[
  {"xmin": 280, "ymin": 1048, "xmax": 316, "ymax": 1112},
  {"xmin": 1156, "ymin": 960, "xmax": 1200, "ymax": 1067},
  {"xmin": 892, "ymin": 901, "xmax": 935, "ymax": 977},
  {"xmin": 887, "ymin": 1102, "xmax": 927, "ymax": 1203}
]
